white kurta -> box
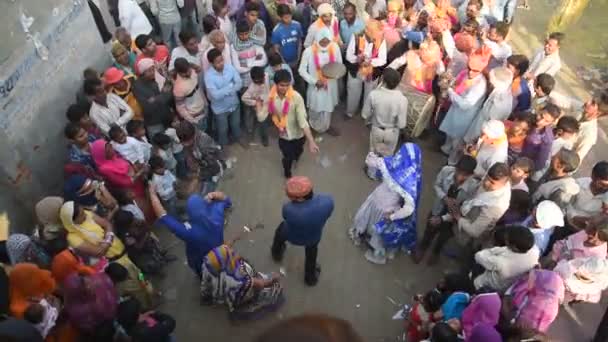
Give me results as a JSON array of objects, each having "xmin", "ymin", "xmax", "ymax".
[
  {"xmin": 463, "ymin": 87, "xmax": 513, "ymax": 143},
  {"xmin": 298, "ymin": 43, "xmax": 342, "ymax": 114},
  {"xmin": 474, "ymin": 142, "xmax": 508, "ymax": 177},
  {"xmin": 529, "ymin": 48, "xmax": 562, "ymax": 77},
  {"xmin": 440, "ymin": 74, "xmax": 487, "ymax": 139},
  {"xmin": 442, "ymin": 30, "xmax": 470, "ymax": 77}
]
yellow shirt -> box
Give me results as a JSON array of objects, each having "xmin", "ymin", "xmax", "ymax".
[{"xmin": 263, "ymin": 91, "xmax": 309, "ymax": 140}]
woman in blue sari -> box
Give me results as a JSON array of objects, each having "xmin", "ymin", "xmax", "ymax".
[{"xmin": 349, "ymin": 143, "xmax": 422, "ymax": 264}]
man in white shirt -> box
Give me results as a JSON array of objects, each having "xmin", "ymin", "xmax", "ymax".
[
  {"xmin": 575, "ymin": 92, "xmax": 608, "ymax": 162},
  {"xmin": 118, "ymin": 0, "xmax": 153, "ymax": 38},
  {"xmin": 169, "ymin": 30, "xmax": 203, "ymax": 72},
  {"xmin": 483, "ymin": 21, "xmax": 512, "ymax": 70},
  {"xmin": 525, "ymin": 32, "xmax": 564, "ymax": 82},
  {"xmin": 85, "ymin": 78, "xmax": 134, "ymax": 135}
]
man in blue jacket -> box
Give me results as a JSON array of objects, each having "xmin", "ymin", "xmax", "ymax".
[{"xmin": 271, "ymin": 176, "xmax": 334, "ymax": 286}]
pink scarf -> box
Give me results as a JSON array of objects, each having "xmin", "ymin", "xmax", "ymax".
[
  {"xmin": 90, "ymin": 139, "xmax": 130, "ymax": 176},
  {"xmin": 453, "ymin": 70, "xmax": 475, "ymax": 95}
]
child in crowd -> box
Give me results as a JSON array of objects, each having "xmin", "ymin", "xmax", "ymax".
[
  {"xmin": 414, "ymin": 155, "xmax": 477, "ymax": 265},
  {"xmin": 109, "ymin": 125, "xmax": 149, "ymax": 169},
  {"xmin": 149, "ymin": 156, "xmax": 177, "ymax": 216},
  {"xmin": 64, "ymin": 122, "xmax": 97, "ymax": 177},
  {"xmin": 510, "ymin": 157, "xmax": 534, "ymax": 192},
  {"xmin": 152, "ymin": 133, "xmax": 177, "ymax": 175},
  {"xmin": 114, "ymin": 210, "xmax": 169, "ymax": 275},
  {"xmin": 231, "ymin": 19, "xmax": 268, "ymax": 88},
  {"xmin": 405, "ymin": 289, "xmax": 443, "ymax": 342},
  {"xmin": 117, "ymin": 297, "xmax": 176, "ymax": 342},
  {"xmin": 23, "ymin": 298, "xmax": 59, "ymax": 339},
  {"xmin": 162, "ymin": 114, "xmax": 185, "ymax": 178},
  {"xmin": 531, "ymin": 115, "xmax": 579, "ymax": 181},
  {"xmin": 521, "ymin": 103, "xmax": 561, "ymax": 175},
  {"xmin": 497, "ymin": 189, "xmax": 531, "ymax": 225},
  {"xmin": 532, "ymin": 148, "xmax": 580, "ymax": 207},
  {"xmin": 126, "ymin": 120, "xmax": 152, "ymax": 162},
  {"xmin": 505, "ymin": 111, "xmax": 532, "ymax": 164},
  {"xmin": 530, "ymin": 73, "xmax": 555, "ymax": 114},
  {"xmin": 265, "ymin": 52, "xmax": 294, "ymax": 87},
  {"xmin": 113, "ymin": 188, "xmax": 146, "ymax": 222},
  {"xmin": 473, "ymin": 225, "xmax": 540, "ymax": 291},
  {"xmin": 66, "ymin": 103, "xmax": 102, "ymax": 142},
  {"xmin": 105, "ymin": 262, "xmax": 156, "ymax": 310},
  {"xmin": 242, "ymin": 66, "xmax": 271, "ymax": 146},
  {"xmin": 271, "ymin": 4, "xmax": 303, "ymax": 68}
]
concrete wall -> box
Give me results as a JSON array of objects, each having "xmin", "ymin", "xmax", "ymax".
[{"xmin": 0, "ymin": 0, "xmax": 109, "ymax": 234}]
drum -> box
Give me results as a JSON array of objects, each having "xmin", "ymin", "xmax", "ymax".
[
  {"xmin": 322, "ymin": 62, "xmax": 347, "ymax": 79},
  {"xmin": 400, "ymin": 85, "xmax": 436, "ymax": 138}
]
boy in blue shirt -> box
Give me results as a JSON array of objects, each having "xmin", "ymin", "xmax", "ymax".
[{"xmin": 271, "ymin": 4, "xmax": 303, "ymax": 68}]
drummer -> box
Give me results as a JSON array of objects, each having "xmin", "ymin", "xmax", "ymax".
[
  {"xmin": 299, "ymin": 27, "xmax": 343, "ymax": 136},
  {"xmin": 345, "ymin": 19, "xmax": 387, "ymax": 119}
]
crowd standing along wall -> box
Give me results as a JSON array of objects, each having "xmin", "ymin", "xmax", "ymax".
[{"xmin": 0, "ymin": 0, "xmax": 109, "ymax": 235}]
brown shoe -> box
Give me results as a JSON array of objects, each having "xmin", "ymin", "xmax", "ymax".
[{"xmin": 326, "ymin": 126, "xmax": 341, "ymax": 137}]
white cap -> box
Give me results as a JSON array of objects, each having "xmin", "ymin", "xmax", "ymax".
[
  {"xmin": 535, "ymin": 200, "xmax": 564, "ymax": 229},
  {"xmin": 481, "ymin": 120, "xmax": 505, "ymax": 140}
]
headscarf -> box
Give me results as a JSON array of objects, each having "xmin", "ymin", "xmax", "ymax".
[
  {"xmin": 317, "ymin": 3, "xmax": 334, "ymax": 16},
  {"xmin": 441, "ymin": 292, "xmax": 470, "ymax": 320},
  {"xmin": 374, "ymin": 143, "xmax": 422, "ymax": 250},
  {"xmin": 481, "ymin": 120, "xmax": 506, "ymax": 140},
  {"xmin": 35, "ymin": 197, "xmax": 64, "ymax": 241},
  {"xmin": 467, "ymin": 323, "xmax": 501, "ymax": 342},
  {"xmin": 90, "ymin": 139, "xmax": 130, "ymax": 178},
  {"xmin": 315, "ymin": 27, "xmax": 334, "ymax": 49},
  {"xmin": 509, "ymin": 269, "xmax": 564, "ymax": 332},
  {"xmin": 59, "ymin": 201, "xmax": 106, "ymax": 246},
  {"xmin": 51, "ymin": 249, "xmax": 96, "ymax": 284},
  {"xmin": 6, "ymin": 234, "xmax": 33, "ymax": 265},
  {"xmin": 136, "ymin": 58, "xmax": 155, "ymax": 75},
  {"xmin": 64, "ymin": 175, "xmax": 97, "ymax": 207},
  {"xmin": 461, "ymin": 292, "xmax": 501, "ymax": 339},
  {"xmin": 62, "ymin": 272, "xmax": 118, "ymax": 333},
  {"xmin": 204, "ymin": 245, "xmax": 243, "ymax": 276},
  {"xmin": 9, "ymin": 263, "xmax": 56, "ymax": 318}
]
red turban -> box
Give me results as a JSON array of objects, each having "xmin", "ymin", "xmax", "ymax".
[{"xmin": 285, "ymin": 176, "xmax": 313, "ymax": 200}]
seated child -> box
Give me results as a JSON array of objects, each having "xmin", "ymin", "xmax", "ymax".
[
  {"xmin": 109, "ymin": 125, "xmax": 148, "ymax": 167},
  {"xmin": 531, "ymin": 115, "xmax": 580, "ymax": 181},
  {"xmin": 117, "ymin": 297, "xmax": 176, "ymax": 342},
  {"xmin": 114, "ymin": 210, "xmax": 169, "ymax": 275},
  {"xmin": 161, "ymin": 114, "xmax": 186, "ymax": 178},
  {"xmin": 126, "ymin": 120, "xmax": 152, "ymax": 162},
  {"xmin": 23, "ymin": 298, "xmax": 59, "ymax": 339},
  {"xmin": 532, "ymin": 148, "xmax": 580, "ymax": 207},
  {"xmin": 149, "ymin": 156, "xmax": 177, "ymax": 216},
  {"xmin": 152, "ymin": 133, "xmax": 178, "ymax": 175},
  {"xmin": 105, "ymin": 262, "xmax": 156, "ymax": 310},
  {"xmin": 414, "ymin": 155, "xmax": 477, "ymax": 265},
  {"xmin": 406, "ymin": 289, "xmax": 444, "ymax": 342},
  {"xmin": 505, "ymin": 111, "xmax": 532, "ymax": 164},
  {"xmin": 510, "ymin": 157, "xmax": 534, "ymax": 192},
  {"xmin": 242, "ymin": 66, "xmax": 271, "ymax": 146},
  {"xmin": 473, "ymin": 225, "xmax": 540, "ymax": 291}
]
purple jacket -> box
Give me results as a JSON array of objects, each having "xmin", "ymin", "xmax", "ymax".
[{"xmin": 522, "ymin": 126, "xmax": 553, "ymax": 171}]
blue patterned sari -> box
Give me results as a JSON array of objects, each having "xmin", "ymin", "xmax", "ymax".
[{"xmin": 374, "ymin": 143, "xmax": 423, "ymax": 251}]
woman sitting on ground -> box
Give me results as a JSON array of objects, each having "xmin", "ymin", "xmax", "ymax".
[{"xmin": 201, "ymin": 244, "xmax": 285, "ymax": 320}]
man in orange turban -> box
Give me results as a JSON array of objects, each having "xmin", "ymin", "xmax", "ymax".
[{"xmin": 271, "ymin": 176, "xmax": 334, "ymax": 286}]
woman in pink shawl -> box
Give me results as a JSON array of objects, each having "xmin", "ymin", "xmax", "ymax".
[
  {"xmin": 62, "ymin": 272, "xmax": 118, "ymax": 334},
  {"xmin": 461, "ymin": 292, "xmax": 501, "ymax": 340},
  {"xmin": 90, "ymin": 139, "xmax": 145, "ymax": 197},
  {"xmin": 505, "ymin": 269, "xmax": 564, "ymax": 333}
]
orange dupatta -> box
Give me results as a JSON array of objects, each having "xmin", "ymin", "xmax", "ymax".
[{"xmin": 269, "ymin": 85, "xmax": 295, "ymax": 133}]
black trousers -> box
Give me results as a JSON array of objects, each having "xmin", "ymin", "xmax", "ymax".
[
  {"xmin": 271, "ymin": 222, "xmax": 318, "ymax": 281},
  {"xmin": 278, "ymin": 137, "xmax": 305, "ymax": 178},
  {"xmin": 88, "ymin": 0, "xmax": 112, "ymax": 43},
  {"xmin": 418, "ymin": 218, "xmax": 454, "ymax": 255}
]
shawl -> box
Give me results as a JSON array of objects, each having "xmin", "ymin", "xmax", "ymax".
[
  {"xmin": 374, "ymin": 143, "xmax": 422, "ymax": 250},
  {"xmin": 461, "ymin": 292, "xmax": 501, "ymax": 339},
  {"xmin": 509, "ymin": 269, "xmax": 564, "ymax": 333},
  {"xmin": 6, "ymin": 234, "xmax": 51, "ymax": 267},
  {"xmin": 35, "ymin": 196, "xmax": 65, "ymax": 241},
  {"xmin": 60, "ymin": 201, "xmax": 105, "ymax": 245},
  {"xmin": 90, "ymin": 139, "xmax": 130, "ymax": 177},
  {"xmin": 9, "ymin": 263, "xmax": 56, "ymax": 318},
  {"xmin": 64, "ymin": 174, "xmax": 97, "ymax": 207},
  {"xmin": 441, "ymin": 291, "xmax": 470, "ymax": 320},
  {"xmin": 204, "ymin": 245, "xmax": 244, "ymax": 277},
  {"xmin": 232, "ymin": 30, "xmax": 255, "ymax": 52},
  {"xmin": 51, "ymin": 248, "xmax": 96, "ymax": 284},
  {"xmin": 467, "ymin": 323, "xmax": 501, "ymax": 342},
  {"xmin": 62, "ymin": 272, "xmax": 118, "ymax": 333}
]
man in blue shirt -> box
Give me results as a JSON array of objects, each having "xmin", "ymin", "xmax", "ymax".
[
  {"xmin": 204, "ymin": 48, "xmax": 243, "ymax": 146},
  {"xmin": 271, "ymin": 176, "xmax": 334, "ymax": 286},
  {"xmin": 271, "ymin": 4, "xmax": 303, "ymax": 67},
  {"xmin": 339, "ymin": 3, "xmax": 364, "ymax": 48}
]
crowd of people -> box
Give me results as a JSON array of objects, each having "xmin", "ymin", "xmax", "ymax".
[{"xmin": 1, "ymin": 0, "xmax": 608, "ymax": 340}]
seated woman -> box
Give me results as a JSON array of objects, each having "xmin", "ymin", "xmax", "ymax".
[
  {"xmin": 460, "ymin": 290, "xmax": 501, "ymax": 339},
  {"xmin": 6, "ymin": 234, "xmax": 52, "ymax": 268},
  {"xmin": 35, "ymin": 196, "xmax": 68, "ymax": 256},
  {"xmin": 59, "ymin": 201, "xmax": 154, "ymax": 307},
  {"xmin": 64, "ymin": 174, "xmax": 118, "ymax": 218},
  {"xmin": 201, "ymin": 244, "xmax": 284, "ymax": 320},
  {"xmin": 9, "ymin": 263, "xmax": 57, "ymax": 318},
  {"xmin": 554, "ymin": 256, "xmax": 608, "ymax": 304},
  {"xmin": 349, "ymin": 143, "xmax": 422, "ymax": 264},
  {"xmin": 148, "ymin": 185, "xmax": 232, "ymax": 277},
  {"xmin": 543, "ymin": 215, "xmax": 608, "ymax": 268},
  {"xmin": 62, "ymin": 271, "xmax": 118, "ymax": 334},
  {"xmin": 503, "ymin": 269, "xmax": 564, "ymax": 333}
]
